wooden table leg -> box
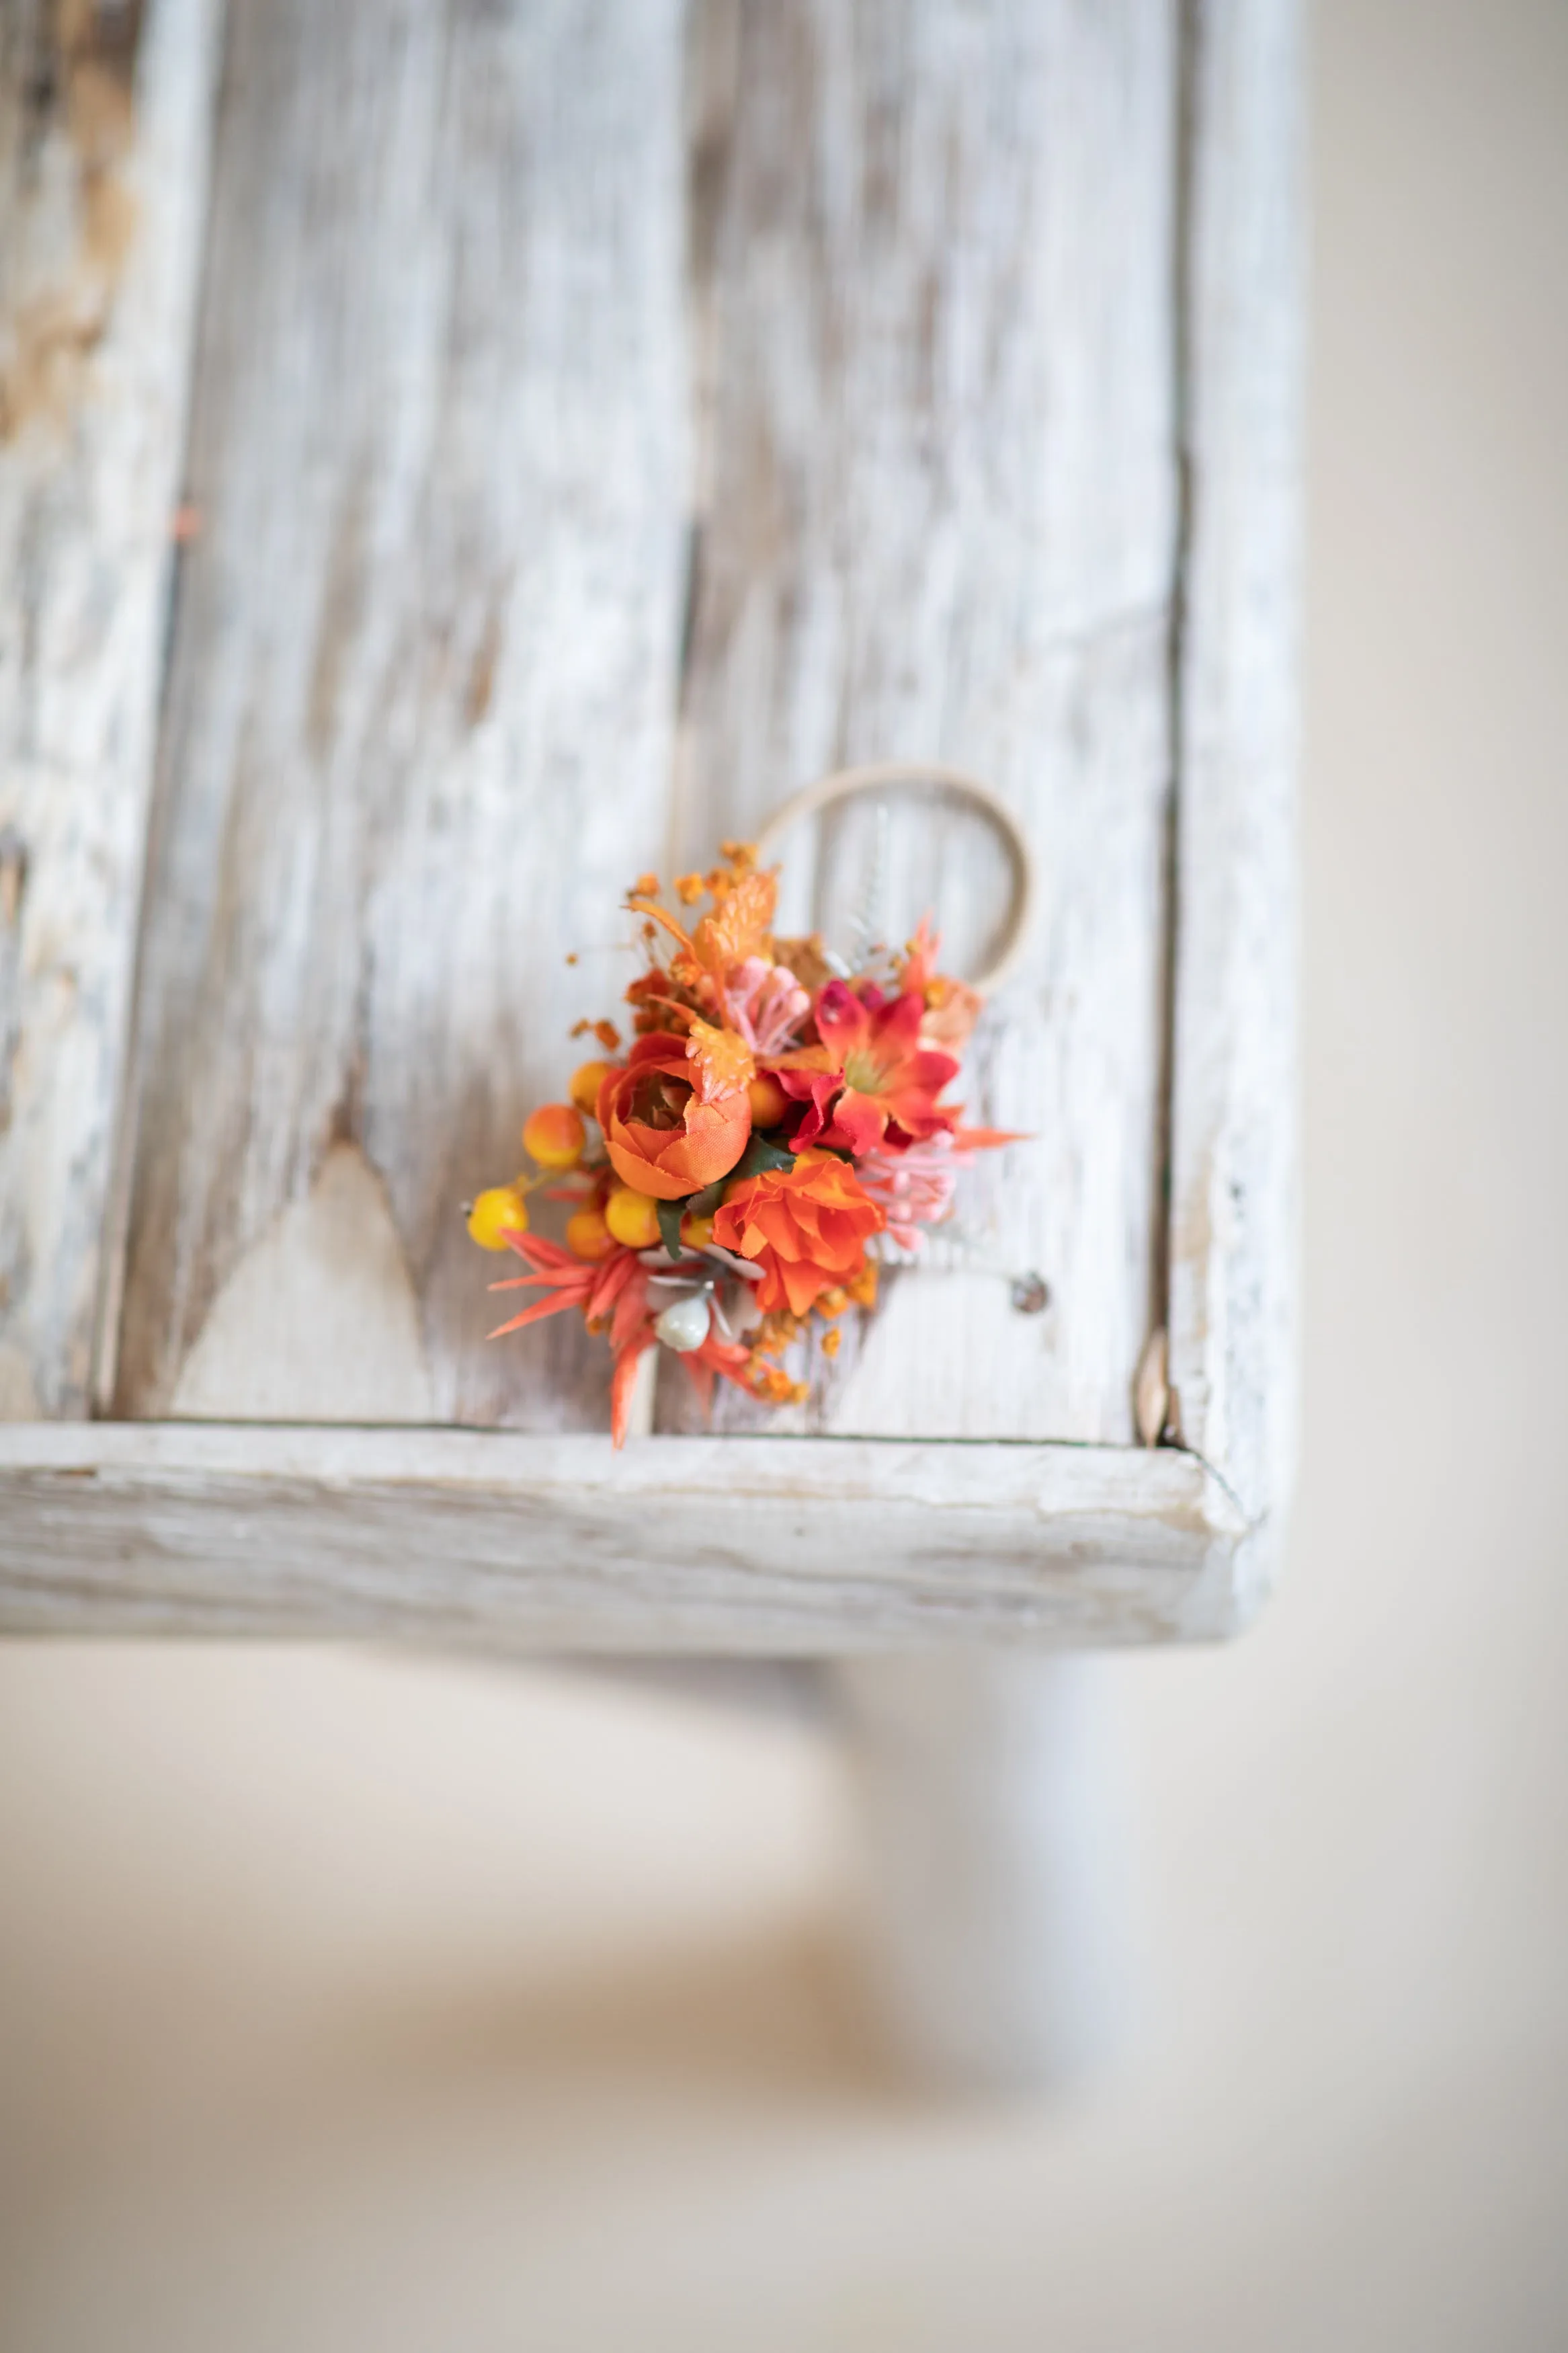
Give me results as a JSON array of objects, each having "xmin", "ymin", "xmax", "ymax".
[{"xmin": 831, "ymin": 1652, "xmax": 1131, "ymax": 2091}]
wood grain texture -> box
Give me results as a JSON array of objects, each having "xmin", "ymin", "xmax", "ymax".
[
  {"xmin": 0, "ymin": 1422, "xmax": 1258, "ymax": 1649},
  {"xmin": 110, "ymin": 0, "xmax": 690, "ymax": 1427},
  {"xmin": 105, "ymin": 0, "xmax": 1188, "ymax": 1451},
  {"xmin": 0, "ymin": 0, "xmax": 1302, "ymax": 1671},
  {"xmin": 666, "ymin": 0, "xmax": 1180, "ymax": 1443},
  {"xmin": 0, "ymin": 0, "xmax": 219, "ymax": 1419},
  {"xmin": 1165, "ymin": 0, "xmax": 1303, "ymax": 1538}
]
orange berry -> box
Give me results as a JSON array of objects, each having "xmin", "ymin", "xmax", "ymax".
[
  {"xmin": 466, "ymin": 1185, "xmax": 530, "ymax": 1251},
  {"xmin": 680, "ymin": 1211, "xmax": 716, "ymax": 1250},
  {"xmin": 604, "ymin": 1185, "xmax": 663, "ymax": 1250},
  {"xmin": 746, "ymin": 1073, "xmax": 789, "ymax": 1128},
  {"xmin": 569, "ymin": 1058, "xmax": 613, "ymax": 1118},
  {"xmin": 816, "ymin": 1286, "xmax": 848, "ymax": 1319},
  {"xmin": 820, "ymin": 1326, "xmax": 842, "ymax": 1358},
  {"xmin": 522, "ymin": 1103, "xmax": 585, "ymax": 1170},
  {"xmin": 565, "ymin": 1204, "xmax": 615, "ymax": 1262}
]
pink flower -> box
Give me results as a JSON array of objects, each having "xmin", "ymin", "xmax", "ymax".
[
  {"xmin": 720, "ymin": 957, "xmax": 811, "ymax": 1056},
  {"xmin": 782, "ymin": 982, "xmax": 961, "ymax": 1156},
  {"xmin": 855, "ymin": 1132, "xmax": 973, "ymax": 1251}
]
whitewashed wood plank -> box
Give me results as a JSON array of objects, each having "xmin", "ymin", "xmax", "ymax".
[
  {"xmin": 0, "ymin": 0, "xmax": 220, "ymax": 1419},
  {"xmin": 667, "ymin": 0, "xmax": 1180, "ymax": 1443},
  {"xmin": 0, "ymin": 1422, "xmax": 1257, "ymax": 1648},
  {"xmin": 109, "ymin": 0, "xmax": 689, "ymax": 1429},
  {"xmin": 1165, "ymin": 0, "xmax": 1303, "ymax": 1537}
]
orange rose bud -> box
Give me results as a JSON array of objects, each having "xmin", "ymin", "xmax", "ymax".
[
  {"xmin": 745, "ymin": 1072, "xmax": 790, "ymax": 1128},
  {"xmin": 598, "ymin": 1034, "xmax": 751, "ymax": 1202},
  {"xmin": 569, "ymin": 1058, "xmax": 614, "ymax": 1118},
  {"xmin": 712, "ymin": 1150, "xmax": 884, "ymax": 1318},
  {"xmin": 522, "ymin": 1103, "xmax": 586, "ymax": 1170},
  {"xmin": 565, "ymin": 1204, "xmax": 616, "ymax": 1261}
]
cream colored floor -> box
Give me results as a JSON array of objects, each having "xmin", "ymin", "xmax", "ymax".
[{"xmin": 5, "ymin": 2, "xmax": 1567, "ymax": 2346}]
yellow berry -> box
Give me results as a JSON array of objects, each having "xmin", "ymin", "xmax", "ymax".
[
  {"xmin": 522, "ymin": 1103, "xmax": 586, "ymax": 1170},
  {"xmin": 816, "ymin": 1285, "xmax": 848, "ymax": 1318},
  {"xmin": 569, "ymin": 1058, "xmax": 613, "ymax": 1118},
  {"xmin": 565, "ymin": 1205, "xmax": 615, "ymax": 1261},
  {"xmin": 747, "ymin": 1072, "xmax": 789, "ymax": 1128},
  {"xmin": 604, "ymin": 1185, "xmax": 663, "ymax": 1250},
  {"xmin": 467, "ymin": 1185, "xmax": 530, "ymax": 1251},
  {"xmin": 680, "ymin": 1211, "xmax": 716, "ymax": 1250}
]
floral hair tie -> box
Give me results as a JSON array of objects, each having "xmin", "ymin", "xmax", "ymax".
[{"xmin": 466, "ymin": 765, "xmax": 1032, "ymax": 1443}]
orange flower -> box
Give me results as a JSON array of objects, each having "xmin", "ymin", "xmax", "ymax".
[
  {"xmin": 684, "ymin": 1018, "xmax": 755, "ymax": 1101},
  {"xmin": 690, "ymin": 865, "xmax": 776, "ymax": 973},
  {"xmin": 598, "ymin": 1033, "xmax": 751, "ymax": 1201},
  {"xmin": 627, "ymin": 856, "xmax": 778, "ymax": 996},
  {"xmin": 712, "ymin": 1150, "xmax": 885, "ymax": 1317}
]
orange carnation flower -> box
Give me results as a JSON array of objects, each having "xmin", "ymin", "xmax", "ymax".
[
  {"xmin": 713, "ymin": 1151, "xmax": 885, "ymax": 1318},
  {"xmin": 598, "ymin": 1033, "xmax": 751, "ymax": 1201}
]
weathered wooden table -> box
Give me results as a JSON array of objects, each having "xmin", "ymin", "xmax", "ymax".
[{"xmin": 1, "ymin": 0, "xmax": 1299, "ymax": 2082}]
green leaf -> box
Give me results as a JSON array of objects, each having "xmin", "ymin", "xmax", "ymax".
[
  {"xmin": 682, "ymin": 1176, "xmax": 727, "ymax": 1220},
  {"xmin": 655, "ymin": 1197, "xmax": 686, "ymax": 1261},
  {"xmin": 732, "ymin": 1129, "xmax": 797, "ymax": 1181}
]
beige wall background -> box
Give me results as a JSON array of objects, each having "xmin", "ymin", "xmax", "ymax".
[{"xmin": 3, "ymin": 1, "xmax": 1565, "ymax": 2345}]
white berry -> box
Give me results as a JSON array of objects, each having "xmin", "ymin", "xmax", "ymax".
[{"xmin": 654, "ymin": 1292, "xmax": 711, "ymax": 1354}]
